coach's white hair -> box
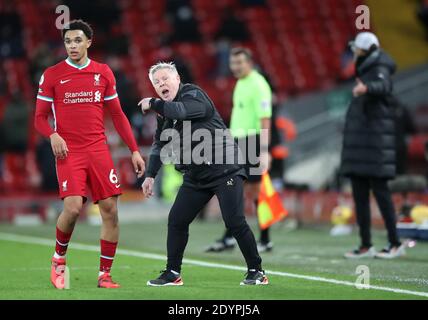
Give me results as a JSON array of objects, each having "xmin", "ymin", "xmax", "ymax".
[{"xmin": 148, "ymin": 61, "xmax": 179, "ymax": 83}]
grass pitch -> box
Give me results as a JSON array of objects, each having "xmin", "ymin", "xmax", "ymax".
[{"xmin": 0, "ymin": 220, "xmax": 427, "ymax": 300}]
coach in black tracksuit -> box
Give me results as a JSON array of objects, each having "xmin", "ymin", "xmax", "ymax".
[
  {"xmin": 341, "ymin": 32, "xmax": 403, "ymax": 259},
  {"xmin": 139, "ymin": 63, "xmax": 267, "ymax": 286}
]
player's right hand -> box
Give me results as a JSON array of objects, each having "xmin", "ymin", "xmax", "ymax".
[
  {"xmin": 141, "ymin": 177, "xmax": 155, "ymax": 198},
  {"xmin": 50, "ymin": 133, "xmax": 69, "ymax": 159}
]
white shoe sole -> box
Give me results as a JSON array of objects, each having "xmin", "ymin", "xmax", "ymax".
[
  {"xmin": 147, "ymin": 280, "xmax": 183, "ymax": 287},
  {"xmin": 240, "ymin": 277, "xmax": 269, "ymax": 286},
  {"xmin": 375, "ymin": 250, "xmax": 406, "ymax": 259},
  {"xmin": 344, "ymin": 253, "xmax": 376, "ymax": 259}
]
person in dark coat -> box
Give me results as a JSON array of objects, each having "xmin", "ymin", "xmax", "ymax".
[{"xmin": 341, "ymin": 32, "xmax": 406, "ymax": 259}]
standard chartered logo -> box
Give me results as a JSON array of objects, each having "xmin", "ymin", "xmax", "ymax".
[{"xmin": 63, "ymin": 90, "xmax": 103, "ymax": 104}]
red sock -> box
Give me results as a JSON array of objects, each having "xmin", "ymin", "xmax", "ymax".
[
  {"xmin": 100, "ymin": 239, "xmax": 118, "ymax": 273},
  {"xmin": 55, "ymin": 226, "xmax": 72, "ymax": 257}
]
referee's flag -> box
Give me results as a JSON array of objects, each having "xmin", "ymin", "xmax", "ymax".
[{"xmin": 257, "ymin": 173, "xmax": 288, "ymax": 230}]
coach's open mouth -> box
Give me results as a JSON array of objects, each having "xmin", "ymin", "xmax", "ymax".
[{"xmin": 162, "ymin": 89, "xmax": 169, "ymax": 97}]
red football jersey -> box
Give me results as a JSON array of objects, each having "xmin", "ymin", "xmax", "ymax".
[{"xmin": 37, "ymin": 58, "xmax": 119, "ymax": 152}]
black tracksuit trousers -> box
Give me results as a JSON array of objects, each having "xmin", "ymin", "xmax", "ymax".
[
  {"xmin": 166, "ymin": 175, "xmax": 262, "ymax": 273},
  {"xmin": 351, "ymin": 176, "xmax": 401, "ymax": 248}
]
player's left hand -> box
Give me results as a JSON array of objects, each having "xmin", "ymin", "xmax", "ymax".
[
  {"xmin": 138, "ymin": 98, "xmax": 152, "ymax": 114},
  {"xmin": 131, "ymin": 151, "xmax": 145, "ymax": 178},
  {"xmin": 352, "ymin": 78, "xmax": 368, "ymax": 97}
]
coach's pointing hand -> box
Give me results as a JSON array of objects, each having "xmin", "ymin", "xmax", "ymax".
[
  {"xmin": 138, "ymin": 98, "xmax": 152, "ymax": 114},
  {"xmin": 50, "ymin": 133, "xmax": 69, "ymax": 159},
  {"xmin": 142, "ymin": 177, "xmax": 155, "ymax": 198}
]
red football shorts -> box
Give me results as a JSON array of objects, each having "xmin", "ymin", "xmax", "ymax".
[{"xmin": 55, "ymin": 150, "xmax": 122, "ymax": 203}]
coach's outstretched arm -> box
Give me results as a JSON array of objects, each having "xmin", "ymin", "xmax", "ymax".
[
  {"xmin": 150, "ymin": 91, "xmax": 212, "ymax": 120},
  {"xmin": 138, "ymin": 91, "xmax": 212, "ymax": 121}
]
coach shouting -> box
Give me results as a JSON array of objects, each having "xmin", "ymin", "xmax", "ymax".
[{"xmin": 138, "ymin": 62, "xmax": 268, "ymax": 286}]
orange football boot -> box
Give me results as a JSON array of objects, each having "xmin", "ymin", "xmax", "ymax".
[{"xmin": 98, "ymin": 273, "xmax": 121, "ymax": 288}]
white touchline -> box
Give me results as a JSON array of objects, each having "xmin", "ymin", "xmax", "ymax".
[
  {"xmin": 0, "ymin": 232, "xmax": 427, "ymax": 298},
  {"xmin": 3, "ymin": 266, "xmax": 132, "ymax": 272}
]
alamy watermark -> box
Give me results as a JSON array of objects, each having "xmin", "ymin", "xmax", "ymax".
[
  {"xmin": 355, "ymin": 5, "xmax": 370, "ymax": 30},
  {"xmin": 55, "ymin": 5, "xmax": 70, "ymax": 30},
  {"xmin": 158, "ymin": 122, "xmax": 269, "ymax": 176},
  {"xmin": 355, "ymin": 265, "xmax": 370, "ymax": 289}
]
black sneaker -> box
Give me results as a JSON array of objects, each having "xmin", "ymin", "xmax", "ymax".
[
  {"xmin": 240, "ymin": 269, "xmax": 269, "ymax": 286},
  {"xmin": 205, "ymin": 237, "xmax": 236, "ymax": 253},
  {"xmin": 147, "ymin": 270, "xmax": 183, "ymax": 286}
]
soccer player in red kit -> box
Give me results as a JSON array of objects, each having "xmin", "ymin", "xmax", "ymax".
[{"xmin": 34, "ymin": 20, "xmax": 145, "ymax": 289}]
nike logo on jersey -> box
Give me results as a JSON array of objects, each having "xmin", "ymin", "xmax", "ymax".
[{"xmin": 60, "ymin": 79, "xmax": 71, "ymax": 84}]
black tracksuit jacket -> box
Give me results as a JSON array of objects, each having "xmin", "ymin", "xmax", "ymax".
[{"xmin": 145, "ymin": 83, "xmax": 246, "ymax": 188}]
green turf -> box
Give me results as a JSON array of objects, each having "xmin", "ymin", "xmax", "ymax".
[{"xmin": 0, "ymin": 220, "xmax": 427, "ymax": 300}]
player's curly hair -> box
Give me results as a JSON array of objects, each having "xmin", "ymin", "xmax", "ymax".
[{"xmin": 62, "ymin": 19, "xmax": 93, "ymax": 40}]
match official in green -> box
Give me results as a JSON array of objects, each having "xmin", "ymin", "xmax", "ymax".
[{"xmin": 206, "ymin": 47, "xmax": 273, "ymax": 253}]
